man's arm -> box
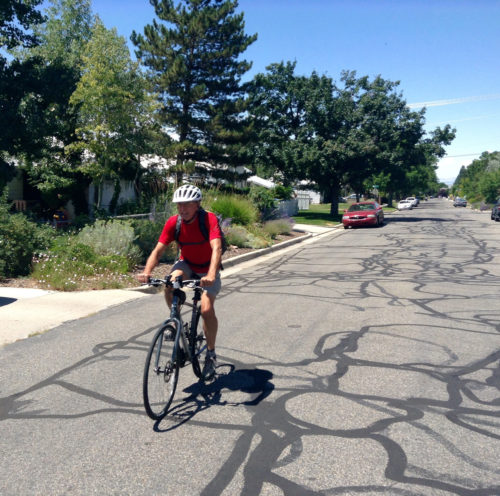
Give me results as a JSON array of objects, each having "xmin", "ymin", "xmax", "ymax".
[
  {"xmin": 137, "ymin": 242, "xmax": 167, "ymax": 283},
  {"xmin": 201, "ymin": 237, "xmax": 222, "ymax": 287}
]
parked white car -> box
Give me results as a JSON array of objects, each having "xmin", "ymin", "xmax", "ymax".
[
  {"xmin": 406, "ymin": 197, "xmax": 418, "ymax": 207},
  {"xmin": 398, "ymin": 199, "xmax": 413, "ymax": 210}
]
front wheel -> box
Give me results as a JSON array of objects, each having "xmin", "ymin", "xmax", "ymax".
[
  {"xmin": 143, "ymin": 324, "xmax": 179, "ymax": 420},
  {"xmin": 190, "ymin": 312, "xmax": 206, "ymax": 379}
]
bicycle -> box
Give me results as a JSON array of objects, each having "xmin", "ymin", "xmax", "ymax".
[{"xmin": 142, "ymin": 275, "xmax": 207, "ymax": 420}]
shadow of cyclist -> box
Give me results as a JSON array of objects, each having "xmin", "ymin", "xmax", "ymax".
[
  {"xmin": 197, "ymin": 366, "xmax": 274, "ymax": 404},
  {"xmin": 153, "ymin": 366, "xmax": 274, "ymax": 431}
]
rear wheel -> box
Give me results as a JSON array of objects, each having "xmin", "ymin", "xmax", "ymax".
[{"xmin": 143, "ymin": 324, "xmax": 179, "ymax": 420}]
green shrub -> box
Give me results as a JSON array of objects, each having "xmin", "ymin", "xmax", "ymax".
[
  {"xmin": 262, "ymin": 218, "xmax": 293, "ymax": 239},
  {"xmin": 210, "ymin": 194, "xmax": 258, "ymax": 226},
  {"xmin": 0, "ymin": 189, "xmax": 55, "ymax": 278},
  {"xmin": 131, "ymin": 218, "xmax": 177, "ymax": 264},
  {"xmin": 225, "ymin": 224, "xmax": 271, "ymax": 249},
  {"xmin": 273, "ymin": 185, "xmax": 294, "ymax": 201},
  {"xmin": 248, "ymin": 185, "xmax": 276, "ymax": 213},
  {"xmin": 76, "ymin": 219, "xmax": 141, "ymax": 269},
  {"xmin": 50, "ymin": 237, "xmax": 96, "ymax": 264},
  {"xmin": 225, "ymin": 225, "xmax": 250, "ymax": 247},
  {"xmin": 246, "ymin": 233, "xmax": 270, "ymax": 249}
]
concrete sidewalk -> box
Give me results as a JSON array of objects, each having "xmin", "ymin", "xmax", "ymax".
[{"xmin": 0, "ymin": 223, "xmax": 340, "ymax": 347}]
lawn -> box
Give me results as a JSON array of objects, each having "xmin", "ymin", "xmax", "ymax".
[{"xmin": 292, "ymin": 203, "xmax": 344, "ymax": 227}]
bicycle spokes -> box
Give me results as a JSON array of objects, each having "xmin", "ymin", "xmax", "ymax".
[{"xmin": 143, "ymin": 326, "xmax": 179, "ymax": 420}]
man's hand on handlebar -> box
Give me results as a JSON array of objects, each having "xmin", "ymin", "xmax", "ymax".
[
  {"xmin": 136, "ymin": 273, "xmax": 150, "ymax": 284},
  {"xmin": 200, "ymin": 273, "xmax": 215, "ymax": 287}
]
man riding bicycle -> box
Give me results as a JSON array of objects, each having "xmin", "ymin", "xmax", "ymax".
[{"xmin": 137, "ymin": 184, "xmax": 222, "ymax": 380}]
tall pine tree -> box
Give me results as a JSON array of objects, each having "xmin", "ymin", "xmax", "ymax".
[{"xmin": 131, "ymin": 0, "xmax": 256, "ymax": 183}]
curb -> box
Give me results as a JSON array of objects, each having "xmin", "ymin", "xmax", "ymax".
[{"xmin": 221, "ymin": 232, "xmax": 313, "ymax": 269}]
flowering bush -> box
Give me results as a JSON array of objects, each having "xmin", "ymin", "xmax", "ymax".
[{"xmin": 32, "ymin": 236, "xmax": 134, "ymax": 291}]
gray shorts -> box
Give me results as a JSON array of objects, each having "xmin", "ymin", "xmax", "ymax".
[{"xmin": 170, "ymin": 260, "xmax": 221, "ymax": 297}]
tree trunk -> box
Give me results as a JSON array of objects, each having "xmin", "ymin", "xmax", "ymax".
[{"xmin": 328, "ymin": 182, "xmax": 341, "ymax": 216}]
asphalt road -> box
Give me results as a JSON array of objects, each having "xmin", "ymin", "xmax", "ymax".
[{"xmin": 1, "ymin": 199, "xmax": 499, "ymax": 495}]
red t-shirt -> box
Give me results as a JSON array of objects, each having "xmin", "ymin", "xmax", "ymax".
[{"xmin": 158, "ymin": 211, "xmax": 222, "ymax": 272}]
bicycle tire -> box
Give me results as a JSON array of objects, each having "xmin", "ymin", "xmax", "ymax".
[
  {"xmin": 143, "ymin": 324, "xmax": 179, "ymax": 420},
  {"xmin": 190, "ymin": 311, "xmax": 206, "ymax": 379}
]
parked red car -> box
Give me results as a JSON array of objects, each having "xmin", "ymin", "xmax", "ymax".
[{"xmin": 342, "ymin": 201, "xmax": 384, "ymax": 229}]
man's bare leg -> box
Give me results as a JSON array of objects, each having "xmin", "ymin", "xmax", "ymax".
[{"xmin": 201, "ymin": 292, "xmax": 217, "ymax": 351}]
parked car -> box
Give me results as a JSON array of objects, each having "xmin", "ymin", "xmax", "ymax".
[
  {"xmin": 491, "ymin": 201, "xmax": 500, "ymax": 221},
  {"xmin": 453, "ymin": 197, "xmax": 467, "ymax": 207},
  {"xmin": 342, "ymin": 201, "xmax": 384, "ymax": 229},
  {"xmin": 397, "ymin": 199, "xmax": 413, "ymax": 210},
  {"xmin": 406, "ymin": 197, "xmax": 418, "ymax": 207}
]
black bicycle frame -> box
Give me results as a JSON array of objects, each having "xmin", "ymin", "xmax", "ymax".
[{"xmin": 158, "ymin": 278, "xmax": 204, "ymax": 370}]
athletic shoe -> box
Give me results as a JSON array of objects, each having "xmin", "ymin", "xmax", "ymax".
[{"xmin": 202, "ymin": 352, "xmax": 217, "ymax": 380}]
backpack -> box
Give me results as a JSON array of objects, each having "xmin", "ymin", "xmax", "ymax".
[{"xmin": 174, "ymin": 208, "xmax": 227, "ymax": 270}]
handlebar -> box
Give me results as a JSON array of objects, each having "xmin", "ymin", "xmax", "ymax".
[{"xmin": 147, "ymin": 277, "xmax": 202, "ymax": 290}]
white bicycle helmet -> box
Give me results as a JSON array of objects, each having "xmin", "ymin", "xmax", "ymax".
[{"xmin": 172, "ymin": 184, "xmax": 202, "ymax": 203}]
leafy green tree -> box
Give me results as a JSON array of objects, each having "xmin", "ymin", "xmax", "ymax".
[
  {"xmin": 0, "ymin": 0, "xmax": 44, "ymax": 51},
  {"xmin": 28, "ymin": 0, "xmax": 92, "ymax": 67},
  {"xmin": 131, "ymin": 0, "xmax": 257, "ymax": 182},
  {"xmin": 247, "ymin": 61, "xmax": 312, "ymax": 182},
  {"xmin": 248, "ymin": 66, "xmax": 455, "ymax": 214},
  {"xmin": 402, "ymin": 124, "xmax": 455, "ymax": 197},
  {"xmin": 2, "ymin": 0, "xmax": 94, "ymax": 212},
  {"xmin": 478, "ymin": 168, "xmax": 500, "ymax": 203},
  {"xmin": 69, "ymin": 18, "xmax": 159, "ymax": 213},
  {"xmin": 454, "ymin": 151, "xmax": 500, "ymax": 203},
  {"xmin": 247, "ymin": 61, "xmax": 344, "ymax": 210},
  {"xmin": 0, "ymin": 0, "xmax": 44, "ymax": 188},
  {"xmin": 335, "ymin": 72, "xmax": 442, "ymax": 205}
]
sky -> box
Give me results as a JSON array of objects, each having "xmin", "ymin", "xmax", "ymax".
[{"xmin": 77, "ymin": 0, "xmax": 500, "ymax": 185}]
